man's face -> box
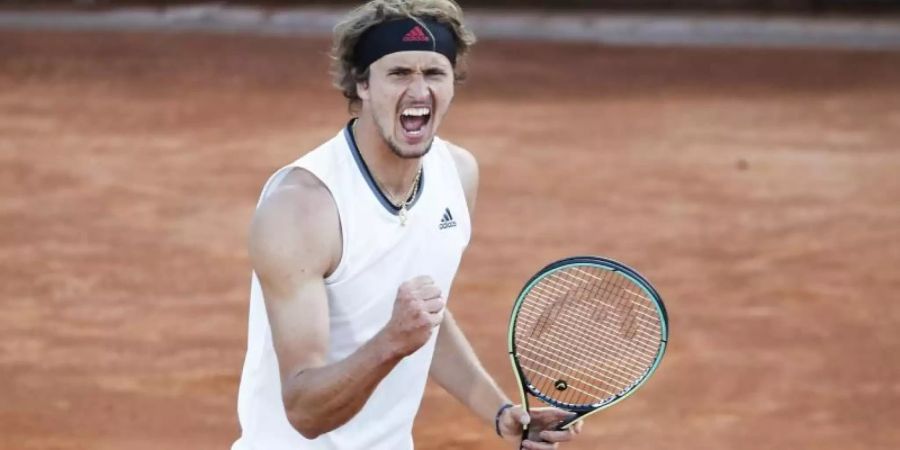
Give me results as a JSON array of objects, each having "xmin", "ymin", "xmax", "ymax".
[{"xmin": 358, "ymin": 51, "xmax": 455, "ymax": 159}]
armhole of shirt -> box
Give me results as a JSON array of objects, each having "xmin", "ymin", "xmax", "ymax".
[{"xmin": 438, "ymin": 138, "xmax": 474, "ymax": 244}]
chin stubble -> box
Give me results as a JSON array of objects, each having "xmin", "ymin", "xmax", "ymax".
[{"xmin": 387, "ymin": 138, "xmax": 434, "ymax": 159}]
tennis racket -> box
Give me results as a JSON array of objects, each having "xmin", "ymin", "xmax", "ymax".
[{"xmin": 508, "ymin": 256, "xmax": 669, "ymax": 442}]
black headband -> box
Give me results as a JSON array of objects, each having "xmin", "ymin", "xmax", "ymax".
[{"xmin": 353, "ymin": 17, "xmax": 458, "ymax": 72}]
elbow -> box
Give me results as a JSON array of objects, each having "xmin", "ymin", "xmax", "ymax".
[
  {"xmin": 282, "ymin": 374, "xmax": 331, "ymax": 439},
  {"xmin": 295, "ymin": 425, "xmax": 324, "ymax": 441},
  {"xmin": 283, "ymin": 389, "xmax": 330, "ymax": 440},
  {"xmin": 286, "ymin": 409, "xmax": 326, "ymax": 440}
]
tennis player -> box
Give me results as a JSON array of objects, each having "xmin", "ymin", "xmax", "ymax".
[{"xmin": 232, "ymin": 1, "xmax": 583, "ymax": 449}]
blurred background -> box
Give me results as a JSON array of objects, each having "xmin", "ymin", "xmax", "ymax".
[
  {"xmin": 1, "ymin": 1, "xmax": 899, "ymax": 450},
  {"xmin": 2, "ymin": 0, "xmax": 900, "ymax": 12}
]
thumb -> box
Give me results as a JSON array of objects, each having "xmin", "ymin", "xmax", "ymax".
[{"xmin": 514, "ymin": 408, "xmax": 531, "ymax": 426}]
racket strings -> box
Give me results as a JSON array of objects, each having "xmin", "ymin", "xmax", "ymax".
[
  {"xmin": 530, "ymin": 281, "xmax": 661, "ymax": 342},
  {"xmin": 519, "ymin": 284, "xmax": 653, "ymax": 404},
  {"xmin": 568, "ymin": 269, "xmax": 659, "ymax": 389},
  {"xmin": 525, "ymin": 271, "xmax": 660, "ymax": 367},
  {"xmin": 514, "ymin": 265, "xmax": 662, "ymax": 406},
  {"xmin": 516, "ymin": 309, "xmax": 655, "ymax": 386},
  {"xmin": 523, "ymin": 292, "xmax": 651, "ymax": 402},
  {"xmin": 552, "ymin": 267, "xmax": 659, "ymax": 402},
  {"xmin": 516, "ymin": 292, "xmax": 658, "ymax": 379},
  {"xmin": 516, "ymin": 335, "xmax": 645, "ymax": 401}
]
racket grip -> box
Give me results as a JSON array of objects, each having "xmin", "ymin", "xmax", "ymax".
[
  {"xmin": 521, "ymin": 419, "xmax": 570, "ymax": 448},
  {"xmin": 522, "ymin": 424, "xmax": 549, "ymax": 446}
]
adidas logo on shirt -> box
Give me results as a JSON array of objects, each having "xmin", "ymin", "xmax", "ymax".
[{"xmin": 439, "ymin": 208, "xmax": 457, "ymax": 230}]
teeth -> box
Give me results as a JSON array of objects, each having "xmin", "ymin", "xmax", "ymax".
[{"xmin": 402, "ymin": 107, "xmax": 431, "ymax": 117}]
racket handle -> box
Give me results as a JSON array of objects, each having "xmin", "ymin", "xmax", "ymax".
[
  {"xmin": 522, "ymin": 424, "xmax": 551, "ymax": 446},
  {"xmin": 521, "ymin": 418, "xmax": 571, "ymax": 448}
]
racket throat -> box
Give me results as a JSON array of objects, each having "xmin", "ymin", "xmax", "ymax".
[{"xmin": 554, "ymin": 413, "xmax": 582, "ymax": 431}]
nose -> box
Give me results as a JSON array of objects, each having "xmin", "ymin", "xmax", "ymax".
[{"xmin": 406, "ymin": 73, "xmax": 431, "ymax": 101}]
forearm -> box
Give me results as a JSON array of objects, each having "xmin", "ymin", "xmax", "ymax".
[
  {"xmin": 282, "ymin": 330, "xmax": 402, "ymax": 439},
  {"xmin": 429, "ymin": 310, "xmax": 509, "ymax": 425}
]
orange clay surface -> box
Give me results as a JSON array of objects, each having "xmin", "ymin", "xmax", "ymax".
[{"xmin": 1, "ymin": 30, "xmax": 899, "ymax": 450}]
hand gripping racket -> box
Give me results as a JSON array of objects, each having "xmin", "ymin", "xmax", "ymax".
[{"xmin": 508, "ymin": 256, "xmax": 669, "ymax": 441}]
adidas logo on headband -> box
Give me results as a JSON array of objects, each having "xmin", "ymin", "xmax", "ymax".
[
  {"xmin": 353, "ymin": 17, "xmax": 458, "ymax": 71},
  {"xmin": 402, "ymin": 26, "xmax": 431, "ymax": 43}
]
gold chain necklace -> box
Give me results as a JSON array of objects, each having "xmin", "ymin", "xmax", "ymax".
[
  {"xmin": 352, "ymin": 120, "xmax": 421, "ymax": 226},
  {"xmin": 387, "ymin": 166, "xmax": 422, "ymax": 226}
]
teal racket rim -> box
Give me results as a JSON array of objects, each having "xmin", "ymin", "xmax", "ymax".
[{"xmin": 507, "ymin": 256, "xmax": 668, "ymax": 421}]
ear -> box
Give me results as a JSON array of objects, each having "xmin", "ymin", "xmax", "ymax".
[{"xmin": 357, "ymin": 80, "xmax": 370, "ymax": 101}]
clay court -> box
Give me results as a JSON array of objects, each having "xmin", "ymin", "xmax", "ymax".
[{"xmin": 1, "ymin": 25, "xmax": 899, "ymax": 450}]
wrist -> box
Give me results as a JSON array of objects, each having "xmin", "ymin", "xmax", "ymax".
[
  {"xmin": 372, "ymin": 328, "xmax": 406, "ymax": 362},
  {"xmin": 494, "ymin": 402, "xmax": 514, "ymax": 437}
]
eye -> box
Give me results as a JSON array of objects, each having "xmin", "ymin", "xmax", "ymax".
[
  {"xmin": 424, "ymin": 68, "xmax": 448, "ymax": 78},
  {"xmin": 389, "ymin": 68, "xmax": 412, "ymax": 77}
]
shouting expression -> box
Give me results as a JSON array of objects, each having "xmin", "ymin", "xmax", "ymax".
[{"xmin": 358, "ymin": 51, "xmax": 455, "ymax": 159}]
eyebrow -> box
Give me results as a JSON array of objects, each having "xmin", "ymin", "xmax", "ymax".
[{"xmin": 387, "ymin": 65, "xmax": 447, "ymax": 73}]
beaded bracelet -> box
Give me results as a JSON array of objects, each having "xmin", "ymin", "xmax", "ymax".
[{"xmin": 494, "ymin": 403, "xmax": 515, "ymax": 437}]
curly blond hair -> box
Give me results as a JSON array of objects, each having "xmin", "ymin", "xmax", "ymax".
[{"xmin": 331, "ymin": 0, "xmax": 477, "ymax": 113}]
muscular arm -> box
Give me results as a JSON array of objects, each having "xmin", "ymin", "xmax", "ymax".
[
  {"xmin": 250, "ymin": 169, "xmax": 410, "ymax": 439},
  {"xmin": 428, "ymin": 144, "xmax": 510, "ymax": 423}
]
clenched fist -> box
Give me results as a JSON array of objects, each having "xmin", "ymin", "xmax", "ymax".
[{"xmin": 382, "ymin": 276, "xmax": 445, "ymax": 357}]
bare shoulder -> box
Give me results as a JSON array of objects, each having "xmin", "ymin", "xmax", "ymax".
[
  {"xmin": 249, "ymin": 168, "xmax": 341, "ymax": 284},
  {"xmin": 444, "ymin": 141, "xmax": 479, "ymax": 211},
  {"xmin": 445, "ymin": 141, "xmax": 478, "ymax": 182}
]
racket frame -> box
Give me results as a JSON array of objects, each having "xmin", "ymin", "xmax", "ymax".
[{"xmin": 507, "ymin": 256, "xmax": 669, "ymax": 430}]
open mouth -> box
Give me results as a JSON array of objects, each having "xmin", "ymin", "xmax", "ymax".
[{"xmin": 399, "ymin": 106, "xmax": 432, "ymax": 139}]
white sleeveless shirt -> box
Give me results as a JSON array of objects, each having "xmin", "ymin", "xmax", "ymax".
[{"xmin": 232, "ymin": 122, "xmax": 471, "ymax": 450}]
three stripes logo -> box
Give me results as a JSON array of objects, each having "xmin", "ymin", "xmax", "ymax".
[
  {"xmin": 402, "ymin": 25, "xmax": 431, "ymax": 43},
  {"xmin": 439, "ymin": 208, "xmax": 457, "ymax": 230}
]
